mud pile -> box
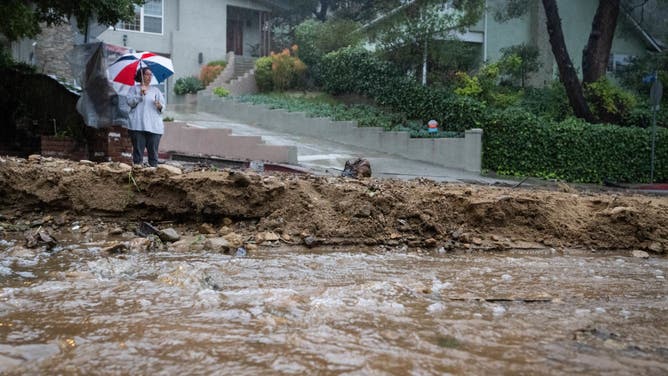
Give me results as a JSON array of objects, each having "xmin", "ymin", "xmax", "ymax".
[{"xmin": 0, "ymin": 156, "xmax": 666, "ymax": 253}]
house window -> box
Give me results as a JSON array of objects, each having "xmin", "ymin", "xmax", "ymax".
[
  {"xmin": 118, "ymin": 0, "xmax": 163, "ymax": 34},
  {"xmin": 607, "ymin": 53, "xmax": 633, "ymax": 73}
]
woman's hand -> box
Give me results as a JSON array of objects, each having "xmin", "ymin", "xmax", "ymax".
[{"xmin": 155, "ymin": 95, "xmax": 163, "ymax": 112}]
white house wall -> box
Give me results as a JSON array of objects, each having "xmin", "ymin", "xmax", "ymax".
[{"xmin": 98, "ymin": 0, "xmax": 270, "ymax": 90}]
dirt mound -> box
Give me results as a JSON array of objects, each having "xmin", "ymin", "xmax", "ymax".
[{"xmin": 1, "ymin": 156, "xmax": 667, "ymax": 253}]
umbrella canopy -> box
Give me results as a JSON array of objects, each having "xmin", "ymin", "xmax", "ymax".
[{"xmin": 108, "ymin": 51, "xmax": 174, "ymax": 86}]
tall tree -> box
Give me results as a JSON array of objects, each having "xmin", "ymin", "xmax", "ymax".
[
  {"xmin": 365, "ymin": 0, "xmax": 484, "ymax": 85},
  {"xmin": 581, "ymin": 0, "xmax": 620, "ymax": 84},
  {"xmin": 0, "ymin": 0, "xmax": 143, "ymax": 42},
  {"xmin": 497, "ymin": 0, "xmax": 629, "ymax": 122},
  {"xmin": 541, "ymin": 0, "xmax": 593, "ymax": 121}
]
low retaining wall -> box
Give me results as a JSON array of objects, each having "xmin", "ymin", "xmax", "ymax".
[
  {"xmin": 197, "ymin": 95, "xmax": 482, "ymax": 172},
  {"xmin": 160, "ymin": 121, "xmax": 298, "ymax": 164}
]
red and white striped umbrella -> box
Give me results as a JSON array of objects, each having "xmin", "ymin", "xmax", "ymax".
[{"xmin": 107, "ymin": 51, "xmax": 174, "ymax": 86}]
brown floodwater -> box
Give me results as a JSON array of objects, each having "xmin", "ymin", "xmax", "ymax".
[{"xmin": 0, "ymin": 238, "xmax": 666, "ymax": 375}]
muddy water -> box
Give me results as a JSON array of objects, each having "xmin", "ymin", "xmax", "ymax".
[{"xmin": 0, "ymin": 240, "xmax": 666, "ymax": 375}]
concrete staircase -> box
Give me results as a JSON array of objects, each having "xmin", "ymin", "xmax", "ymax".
[
  {"xmin": 203, "ymin": 52, "xmax": 258, "ymax": 97},
  {"xmin": 159, "ymin": 121, "xmax": 297, "ymax": 165}
]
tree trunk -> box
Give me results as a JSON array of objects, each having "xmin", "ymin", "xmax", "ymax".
[
  {"xmin": 422, "ymin": 38, "xmax": 428, "ymax": 86},
  {"xmin": 541, "ymin": 0, "xmax": 594, "ymax": 122},
  {"xmin": 582, "ymin": 0, "xmax": 620, "ymax": 84},
  {"xmin": 316, "ymin": 0, "xmax": 329, "ymax": 21}
]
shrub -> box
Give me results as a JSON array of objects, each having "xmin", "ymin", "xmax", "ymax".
[
  {"xmin": 585, "ymin": 78, "xmax": 638, "ymax": 124},
  {"xmin": 272, "ymin": 48, "xmax": 294, "ymax": 91},
  {"xmin": 482, "ymin": 108, "xmax": 668, "ymax": 183},
  {"xmin": 173, "ymin": 76, "xmax": 204, "ymax": 95},
  {"xmin": 213, "ymin": 87, "xmax": 230, "ymax": 97},
  {"xmin": 207, "ymin": 60, "xmax": 227, "ymax": 68},
  {"xmin": 254, "ymin": 56, "xmax": 273, "ymax": 92},
  {"xmin": 271, "ymin": 46, "xmax": 307, "ymax": 91},
  {"xmin": 520, "ymin": 81, "xmax": 572, "ymax": 121},
  {"xmin": 622, "ymin": 106, "xmax": 668, "ymax": 128},
  {"xmin": 200, "ymin": 65, "xmax": 224, "ymax": 86}
]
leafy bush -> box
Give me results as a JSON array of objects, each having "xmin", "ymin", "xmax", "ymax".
[
  {"xmin": 254, "ymin": 56, "xmax": 273, "ymax": 92},
  {"xmin": 295, "ymin": 19, "xmax": 362, "ymax": 85},
  {"xmin": 207, "ymin": 60, "xmax": 227, "ymax": 68},
  {"xmin": 584, "ymin": 78, "xmax": 637, "ymax": 124},
  {"xmin": 200, "ymin": 65, "xmax": 224, "ymax": 86},
  {"xmin": 622, "ymin": 106, "xmax": 668, "ymax": 129},
  {"xmin": 520, "ymin": 81, "xmax": 572, "ymax": 121},
  {"xmin": 213, "ymin": 87, "xmax": 230, "ymax": 97},
  {"xmin": 173, "ymin": 76, "xmax": 204, "ymax": 95},
  {"xmin": 615, "ymin": 50, "xmax": 668, "ymax": 103},
  {"xmin": 271, "ymin": 46, "xmax": 307, "ymax": 91},
  {"xmin": 498, "ymin": 43, "xmax": 541, "ymax": 87},
  {"xmin": 483, "ymin": 108, "xmax": 667, "ymax": 183}
]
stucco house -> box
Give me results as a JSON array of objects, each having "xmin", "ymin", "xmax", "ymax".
[
  {"xmin": 6, "ymin": 0, "xmax": 287, "ymax": 101},
  {"xmin": 97, "ymin": 0, "xmax": 287, "ymax": 83},
  {"xmin": 472, "ymin": 0, "xmax": 664, "ymax": 86},
  {"xmin": 363, "ymin": 0, "xmax": 663, "ymax": 86},
  {"xmin": 5, "ymin": 0, "xmax": 663, "ymax": 93}
]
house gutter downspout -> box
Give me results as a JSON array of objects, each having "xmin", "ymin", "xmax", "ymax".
[{"xmin": 483, "ymin": 0, "xmax": 488, "ymax": 61}]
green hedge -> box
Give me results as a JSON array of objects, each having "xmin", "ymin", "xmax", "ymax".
[
  {"xmin": 320, "ymin": 47, "xmax": 487, "ymax": 132},
  {"xmin": 483, "ymin": 108, "xmax": 667, "ymax": 183},
  {"xmin": 307, "ymin": 46, "xmax": 668, "ymax": 183}
]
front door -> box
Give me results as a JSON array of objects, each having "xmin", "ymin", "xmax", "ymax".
[{"xmin": 227, "ymin": 20, "xmax": 243, "ymax": 55}]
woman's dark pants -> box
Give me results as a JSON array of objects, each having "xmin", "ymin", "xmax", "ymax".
[{"xmin": 129, "ymin": 130, "xmax": 162, "ymax": 167}]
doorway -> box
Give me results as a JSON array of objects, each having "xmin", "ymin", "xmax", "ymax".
[{"xmin": 227, "ymin": 20, "xmax": 243, "ymax": 55}]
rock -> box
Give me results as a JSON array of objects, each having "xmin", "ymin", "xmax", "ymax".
[
  {"xmin": 304, "ymin": 235, "xmax": 318, "ymax": 247},
  {"xmin": 230, "ymin": 171, "xmax": 251, "ymax": 187},
  {"xmin": 102, "ymin": 242, "xmax": 128, "ymax": 254},
  {"xmin": 341, "ymin": 158, "xmax": 371, "ymax": 178},
  {"xmin": 632, "ymin": 250, "xmax": 650, "ymax": 258},
  {"xmin": 199, "ymin": 223, "xmax": 217, "ymax": 235},
  {"xmin": 472, "ymin": 237, "xmax": 483, "ymax": 245},
  {"xmin": 425, "ymin": 238, "xmax": 437, "ymax": 247},
  {"xmin": 109, "ymin": 227, "xmax": 124, "ymax": 235},
  {"xmin": 246, "ymin": 243, "xmax": 258, "ymax": 251},
  {"xmin": 204, "ymin": 237, "xmax": 231, "ymax": 252},
  {"xmin": 25, "ymin": 229, "xmax": 57, "ymax": 249},
  {"xmin": 54, "ymin": 213, "xmax": 68, "ymax": 226},
  {"xmin": 117, "ymin": 163, "xmax": 133, "ymax": 172},
  {"xmin": 157, "ymin": 164, "xmax": 182, "ymax": 175},
  {"xmin": 257, "ymin": 231, "xmax": 280, "ymax": 243},
  {"xmin": 218, "ymin": 226, "xmax": 232, "ymax": 235},
  {"xmin": 223, "ymin": 232, "xmax": 244, "ymax": 248},
  {"xmin": 62, "ymin": 167, "xmax": 74, "ymax": 174},
  {"xmin": 168, "ymin": 236, "xmax": 205, "ymax": 252},
  {"xmin": 79, "ymin": 160, "xmax": 95, "ymax": 166},
  {"xmin": 648, "ymin": 242, "xmax": 663, "ymax": 253},
  {"xmin": 127, "ymin": 237, "xmax": 153, "ymax": 252},
  {"xmin": 159, "ymin": 228, "xmax": 180, "ymax": 242},
  {"xmin": 136, "ymin": 221, "xmax": 160, "ymax": 237},
  {"xmin": 222, "ymin": 217, "xmax": 233, "ymax": 226},
  {"xmin": 28, "ymin": 154, "xmax": 41, "ymax": 163}
]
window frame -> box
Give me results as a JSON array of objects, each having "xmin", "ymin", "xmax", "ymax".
[{"xmin": 117, "ymin": 0, "xmax": 164, "ymax": 35}]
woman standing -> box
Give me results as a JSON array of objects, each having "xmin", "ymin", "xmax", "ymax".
[{"xmin": 127, "ymin": 67, "xmax": 165, "ymax": 167}]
